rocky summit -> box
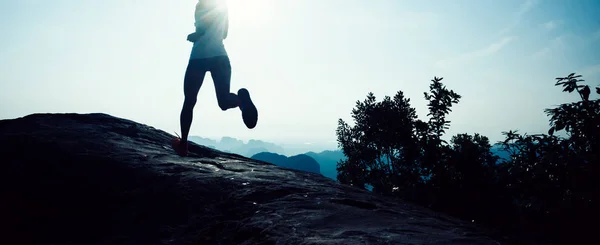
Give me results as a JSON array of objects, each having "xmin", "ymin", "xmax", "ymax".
[{"xmin": 1, "ymin": 113, "xmax": 509, "ymax": 245}]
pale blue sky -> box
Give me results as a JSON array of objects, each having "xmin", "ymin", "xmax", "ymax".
[{"xmin": 1, "ymin": 0, "xmax": 599, "ymax": 150}]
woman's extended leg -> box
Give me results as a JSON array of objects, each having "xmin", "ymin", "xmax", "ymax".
[{"xmin": 211, "ymin": 55, "xmax": 258, "ymax": 129}]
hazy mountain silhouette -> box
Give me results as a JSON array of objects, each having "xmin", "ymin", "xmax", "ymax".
[
  {"xmin": 278, "ymin": 143, "xmax": 338, "ymax": 156},
  {"xmin": 302, "ymin": 146, "xmax": 508, "ymax": 181},
  {"xmin": 188, "ymin": 136, "xmax": 219, "ymax": 149},
  {"xmin": 305, "ymin": 150, "xmax": 345, "ymax": 181},
  {"xmin": 250, "ymin": 145, "xmax": 508, "ymax": 182},
  {"xmin": 490, "ymin": 143, "xmax": 511, "ymax": 162},
  {"xmin": 188, "ymin": 136, "xmax": 285, "ymax": 157},
  {"xmin": 251, "ymin": 152, "xmax": 321, "ymax": 174}
]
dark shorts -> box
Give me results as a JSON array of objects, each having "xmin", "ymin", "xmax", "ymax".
[
  {"xmin": 184, "ymin": 55, "xmax": 232, "ymax": 95},
  {"xmin": 185, "ymin": 55, "xmax": 231, "ymax": 82},
  {"xmin": 183, "ymin": 55, "xmax": 236, "ymax": 110}
]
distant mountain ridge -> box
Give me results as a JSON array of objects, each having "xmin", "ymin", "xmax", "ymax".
[
  {"xmin": 190, "ymin": 136, "xmax": 511, "ymax": 182},
  {"xmin": 188, "ymin": 136, "xmax": 286, "ymax": 157},
  {"xmin": 304, "ymin": 150, "xmax": 345, "ymax": 181},
  {"xmin": 251, "ymin": 152, "xmax": 321, "ymax": 175},
  {"xmin": 188, "ymin": 136, "xmax": 343, "ymax": 179},
  {"xmin": 490, "ymin": 143, "xmax": 511, "ymax": 162}
]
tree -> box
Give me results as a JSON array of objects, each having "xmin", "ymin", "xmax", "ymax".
[
  {"xmin": 336, "ymin": 72, "xmax": 600, "ymax": 243},
  {"xmin": 421, "ymin": 77, "xmax": 461, "ymax": 172},
  {"xmin": 498, "ymin": 73, "xmax": 600, "ymax": 242},
  {"xmin": 436, "ymin": 133, "xmax": 499, "ymax": 220},
  {"xmin": 336, "ymin": 77, "xmax": 461, "ymax": 197},
  {"xmin": 336, "ymin": 90, "xmax": 422, "ymax": 195}
]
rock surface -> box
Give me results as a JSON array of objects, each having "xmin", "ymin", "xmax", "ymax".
[{"xmin": 1, "ymin": 113, "xmax": 510, "ymax": 245}]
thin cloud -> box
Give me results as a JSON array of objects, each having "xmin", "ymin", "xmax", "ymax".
[
  {"xmin": 593, "ymin": 29, "xmax": 600, "ymax": 41},
  {"xmin": 541, "ymin": 20, "xmax": 562, "ymax": 31},
  {"xmin": 497, "ymin": 0, "xmax": 541, "ymax": 36},
  {"xmin": 531, "ymin": 47, "xmax": 551, "ymax": 58},
  {"xmin": 531, "ymin": 35, "xmax": 567, "ymax": 58},
  {"xmin": 531, "ymin": 32, "xmax": 598, "ymax": 59},
  {"xmin": 437, "ymin": 36, "xmax": 517, "ymax": 68},
  {"xmin": 578, "ymin": 64, "xmax": 600, "ymax": 77},
  {"xmin": 516, "ymin": 0, "xmax": 539, "ymax": 16},
  {"xmin": 480, "ymin": 37, "xmax": 518, "ymax": 55}
]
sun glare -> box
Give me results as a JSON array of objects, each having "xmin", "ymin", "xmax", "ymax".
[{"xmin": 226, "ymin": 0, "xmax": 273, "ymax": 22}]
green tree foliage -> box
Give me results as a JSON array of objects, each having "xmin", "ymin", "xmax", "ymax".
[
  {"xmin": 336, "ymin": 73, "xmax": 599, "ymax": 243},
  {"xmin": 336, "ymin": 90, "xmax": 422, "ymax": 194}
]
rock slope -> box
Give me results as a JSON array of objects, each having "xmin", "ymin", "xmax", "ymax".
[{"xmin": 1, "ymin": 113, "xmax": 508, "ymax": 245}]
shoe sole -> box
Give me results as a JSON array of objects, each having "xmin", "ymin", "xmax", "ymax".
[{"xmin": 238, "ymin": 88, "xmax": 258, "ymax": 129}]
